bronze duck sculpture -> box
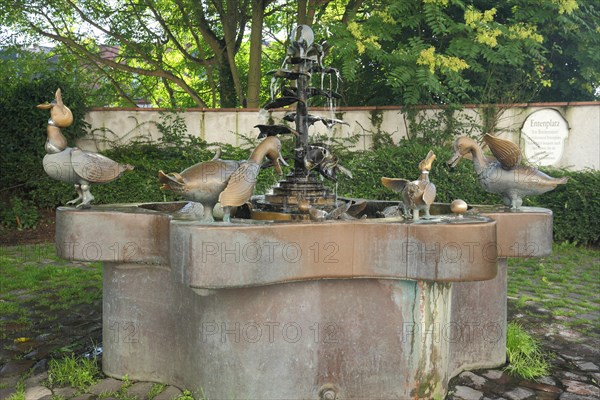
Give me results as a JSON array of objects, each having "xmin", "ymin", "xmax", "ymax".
[
  {"xmin": 159, "ymin": 136, "xmax": 286, "ymax": 222},
  {"xmin": 381, "ymin": 150, "xmax": 437, "ymax": 220},
  {"xmin": 37, "ymin": 89, "xmax": 133, "ymax": 208},
  {"xmin": 447, "ymin": 134, "xmax": 568, "ymax": 209}
]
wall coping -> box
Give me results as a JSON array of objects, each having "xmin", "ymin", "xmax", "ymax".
[{"xmin": 89, "ymin": 101, "xmax": 600, "ymax": 113}]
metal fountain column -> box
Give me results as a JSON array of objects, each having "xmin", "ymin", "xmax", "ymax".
[
  {"xmin": 293, "ymin": 44, "xmax": 310, "ymax": 176},
  {"xmin": 252, "ymin": 25, "xmax": 338, "ymax": 220}
]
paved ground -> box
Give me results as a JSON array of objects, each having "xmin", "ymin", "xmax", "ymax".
[
  {"xmin": 445, "ymin": 301, "xmax": 600, "ymax": 400},
  {"xmin": 1, "ymin": 248, "xmax": 599, "ymax": 400}
]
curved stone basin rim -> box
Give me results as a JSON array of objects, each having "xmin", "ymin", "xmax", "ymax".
[{"xmin": 56, "ymin": 202, "xmax": 499, "ymax": 286}]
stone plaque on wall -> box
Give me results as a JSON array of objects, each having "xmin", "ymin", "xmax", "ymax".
[{"xmin": 521, "ymin": 109, "xmax": 569, "ymax": 166}]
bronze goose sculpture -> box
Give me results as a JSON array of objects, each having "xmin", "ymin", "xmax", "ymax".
[
  {"xmin": 158, "ymin": 149, "xmax": 242, "ymax": 222},
  {"xmin": 37, "ymin": 89, "xmax": 133, "ymax": 208},
  {"xmin": 381, "ymin": 150, "xmax": 437, "ymax": 220},
  {"xmin": 447, "ymin": 134, "xmax": 568, "ymax": 209},
  {"xmin": 159, "ymin": 136, "xmax": 286, "ymax": 222}
]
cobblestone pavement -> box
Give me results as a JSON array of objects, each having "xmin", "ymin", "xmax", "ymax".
[
  {"xmin": 2, "ymin": 305, "xmax": 597, "ymax": 400},
  {"xmin": 1, "ymin": 351, "xmax": 599, "ymax": 400}
]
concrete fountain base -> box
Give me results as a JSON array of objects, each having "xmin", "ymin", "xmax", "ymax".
[{"xmin": 55, "ymin": 203, "xmax": 552, "ymax": 399}]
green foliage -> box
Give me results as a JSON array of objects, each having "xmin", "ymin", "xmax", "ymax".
[
  {"xmin": 334, "ymin": 135, "xmax": 500, "ymax": 204},
  {"xmin": 147, "ymin": 384, "xmax": 168, "ymax": 399},
  {"xmin": 3, "ymin": 1, "xmax": 597, "ymax": 108},
  {"xmin": 0, "ymin": 197, "xmax": 40, "ymax": 230},
  {"xmin": 27, "ymin": 176, "xmax": 78, "ymax": 209},
  {"xmin": 176, "ymin": 389, "xmax": 198, "ymax": 400},
  {"xmin": 156, "ymin": 111, "xmax": 207, "ymax": 150},
  {"xmin": 90, "ymin": 142, "xmax": 202, "ymax": 204},
  {"xmin": 13, "ymin": 131, "xmax": 600, "ymax": 245},
  {"xmin": 73, "ymin": 111, "xmax": 296, "ymax": 205},
  {"xmin": 88, "ymin": 140, "xmax": 287, "ymax": 205},
  {"xmin": 505, "ymin": 322, "xmax": 551, "ymax": 379},
  {"xmin": 404, "ymin": 107, "xmax": 483, "ymax": 145},
  {"xmin": 47, "ymin": 354, "xmax": 101, "ymax": 391},
  {"xmin": 328, "ymin": 0, "xmax": 599, "ymax": 105},
  {"xmin": 5, "ymin": 378, "xmax": 25, "ymax": 400},
  {"xmin": 524, "ymin": 0, "xmax": 600, "ymax": 102}
]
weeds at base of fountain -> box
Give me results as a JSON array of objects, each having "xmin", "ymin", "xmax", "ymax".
[
  {"xmin": 505, "ymin": 321, "xmax": 551, "ymax": 380},
  {"xmin": 47, "ymin": 354, "xmax": 101, "ymax": 392}
]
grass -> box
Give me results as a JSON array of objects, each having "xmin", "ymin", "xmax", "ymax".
[
  {"xmin": 0, "ymin": 243, "xmax": 210, "ymax": 399},
  {"xmin": 507, "ymin": 241, "xmax": 600, "ymax": 337},
  {"xmin": 505, "ymin": 321, "xmax": 551, "ymax": 379},
  {"xmin": 0, "ymin": 243, "xmax": 102, "ymax": 338},
  {"xmin": 95, "ymin": 374, "xmax": 133, "ymax": 400},
  {"xmin": 5, "ymin": 372, "xmax": 29, "ymax": 400},
  {"xmin": 148, "ymin": 383, "xmax": 168, "ymax": 399},
  {"xmin": 47, "ymin": 354, "xmax": 101, "ymax": 391}
]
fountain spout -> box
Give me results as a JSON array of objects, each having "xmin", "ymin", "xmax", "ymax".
[{"xmin": 252, "ymin": 25, "xmax": 350, "ymax": 220}]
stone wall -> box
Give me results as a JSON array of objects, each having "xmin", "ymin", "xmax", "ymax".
[{"xmin": 81, "ymin": 102, "xmax": 599, "ymax": 171}]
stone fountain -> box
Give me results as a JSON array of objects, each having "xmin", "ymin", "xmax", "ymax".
[{"xmin": 52, "ymin": 26, "xmax": 557, "ymax": 400}]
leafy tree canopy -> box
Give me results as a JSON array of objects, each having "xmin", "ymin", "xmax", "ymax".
[{"xmin": 1, "ymin": 0, "xmax": 597, "ymax": 108}]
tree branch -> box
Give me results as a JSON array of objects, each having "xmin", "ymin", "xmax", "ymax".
[{"xmin": 29, "ymin": 21, "xmax": 208, "ymax": 107}]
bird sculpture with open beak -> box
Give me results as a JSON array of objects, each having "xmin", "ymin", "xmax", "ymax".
[
  {"xmin": 159, "ymin": 136, "xmax": 287, "ymax": 222},
  {"xmin": 447, "ymin": 134, "xmax": 568, "ymax": 209},
  {"xmin": 37, "ymin": 89, "xmax": 133, "ymax": 208},
  {"xmin": 381, "ymin": 150, "xmax": 437, "ymax": 220}
]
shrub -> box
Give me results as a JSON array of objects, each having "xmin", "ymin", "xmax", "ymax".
[
  {"xmin": 335, "ymin": 138, "xmax": 500, "ymax": 205},
  {"xmin": 523, "ymin": 168, "xmax": 600, "ymax": 245},
  {"xmin": 0, "ymin": 197, "xmax": 40, "ymax": 230}
]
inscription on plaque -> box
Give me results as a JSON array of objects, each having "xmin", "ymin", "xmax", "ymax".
[{"xmin": 521, "ymin": 109, "xmax": 569, "ymax": 166}]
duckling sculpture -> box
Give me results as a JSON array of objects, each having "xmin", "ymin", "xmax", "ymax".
[
  {"xmin": 381, "ymin": 150, "xmax": 437, "ymax": 220},
  {"xmin": 254, "ymin": 124, "xmax": 299, "ymax": 139},
  {"xmin": 283, "ymin": 112, "xmax": 348, "ymax": 128},
  {"xmin": 303, "ymin": 144, "xmax": 352, "ymax": 181},
  {"xmin": 296, "ymin": 198, "xmax": 353, "ymax": 222},
  {"xmin": 447, "ymin": 134, "xmax": 568, "ymax": 209},
  {"xmin": 159, "ymin": 137, "xmax": 286, "ymax": 222},
  {"xmin": 37, "ymin": 89, "xmax": 133, "ymax": 208}
]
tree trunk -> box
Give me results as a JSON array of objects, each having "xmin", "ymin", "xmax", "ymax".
[
  {"xmin": 218, "ymin": 53, "xmax": 238, "ymax": 108},
  {"xmin": 297, "ymin": 0, "xmax": 308, "ymax": 25},
  {"xmin": 247, "ymin": 0, "xmax": 265, "ymax": 108},
  {"xmin": 221, "ymin": 0, "xmax": 246, "ymax": 107}
]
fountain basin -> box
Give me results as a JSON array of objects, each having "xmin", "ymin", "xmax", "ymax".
[{"xmin": 55, "ymin": 202, "xmax": 552, "ymax": 399}]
